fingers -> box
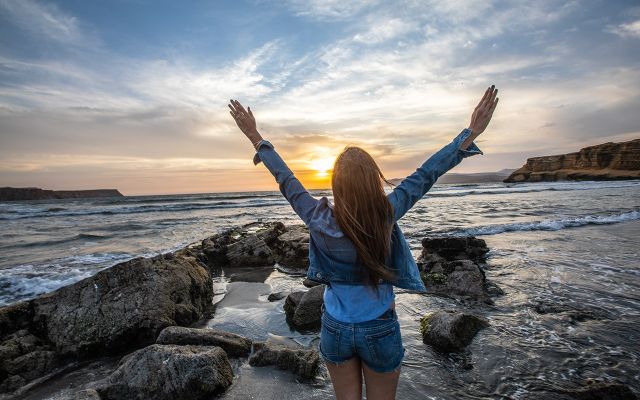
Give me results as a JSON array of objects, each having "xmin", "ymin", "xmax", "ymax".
[
  {"xmin": 475, "ymin": 87, "xmax": 491, "ymax": 110},
  {"xmin": 248, "ymin": 106, "xmax": 253, "ymax": 118},
  {"xmin": 478, "ymin": 85, "xmax": 498, "ymax": 111},
  {"xmin": 232, "ymin": 99, "xmax": 248, "ymax": 115},
  {"xmin": 490, "ymin": 97, "xmax": 499, "ymax": 114}
]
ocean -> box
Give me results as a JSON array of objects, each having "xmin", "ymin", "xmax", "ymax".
[{"xmin": 2, "ymin": 180, "xmax": 640, "ymax": 398}]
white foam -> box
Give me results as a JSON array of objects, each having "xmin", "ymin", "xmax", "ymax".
[{"xmin": 449, "ymin": 210, "xmax": 640, "ymax": 236}]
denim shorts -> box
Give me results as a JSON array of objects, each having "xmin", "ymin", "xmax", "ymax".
[{"xmin": 319, "ymin": 304, "xmax": 405, "ymax": 373}]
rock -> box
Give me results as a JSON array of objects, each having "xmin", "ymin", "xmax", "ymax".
[
  {"xmin": 267, "ymin": 291, "xmax": 289, "ymax": 301},
  {"xmin": 421, "ymin": 236, "xmax": 490, "ymax": 263},
  {"xmin": 156, "ymin": 326, "xmax": 252, "ymax": 357},
  {"xmin": 0, "ymin": 301, "xmax": 33, "ymax": 339},
  {"xmin": 421, "ymin": 260, "xmax": 490, "ymax": 303},
  {"xmin": 531, "ymin": 299, "xmax": 611, "ymax": 323},
  {"xmin": 418, "ymin": 236, "xmax": 501, "ymax": 303},
  {"xmin": 0, "ymin": 251, "xmax": 213, "ymax": 393},
  {"xmin": 69, "ymin": 389, "xmax": 102, "ymax": 399},
  {"xmin": 0, "ymin": 329, "xmax": 61, "ymax": 393},
  {"xmin": 302, "ymin": 278, "xmax": 322, "ymax": 288},
  {"xmin": 198, "ymin": 222, "xmax": 310, "ymax": 270},
  {"xmin": 420, "ymin": 311, "xmax": 489, "ymax": 352},
  {"xmin": 30, "ymin": 252, "xmax": 213, "ymax": 357},
  {"xmin": 249, "ymin": 341, "xmax": 320, "ymax": 380},
  {"xmin": 284, "ymin": 285, "xmax": 325, "ymax": 330},
  {"xmin": 504, "ymin": 138, "xmax": 640, "ymax": 183},
  {"xmin": 269, "ymin": 225, "xmax": 310, "ymax": 268},
  {"xmin": 3, "ymin": 349, "xmax": 60, "ymax": 382},
  {"xmin": 284, "ymin": 291, "xmax": 304, "ymax": 316},
  {"xmin": 97, "ymin": 344, "xmax": 233, "ymax": 400}
]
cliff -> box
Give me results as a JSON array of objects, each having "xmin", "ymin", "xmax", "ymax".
[
  {"xmin": 504, "ymin": 139, "xmax": 640, "ymax": 183},
  {"xmin": 0, "ymin": 187, "xmax": 124, "ymax": 201}
]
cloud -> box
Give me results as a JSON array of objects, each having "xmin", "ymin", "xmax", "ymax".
[
  {"xmin": 0, "ymin": 0, "xmax": 86, "ymax": 45},
  {"xmin": 607, "ymin": 19, "xmax": 640, "ymax": 39},
  {"xmin": 281, "ymin": 0, "xmax": 378, "ymax": 20},
  {"xmin": 353, "ymin": 18, "xmax": 417, "ymax": 44},
  {"xmin": 0, "ymin": 1, "xmax": 639, "ymax": 193}
]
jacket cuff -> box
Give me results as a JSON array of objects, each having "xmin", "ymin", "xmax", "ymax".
[
  {"xmin": 456, "ymin": 128, "xmax": 483, "ymax": 157},
  {"xmin": 252, "ymin": 140, "xmax": 274, "ymax": 165}
]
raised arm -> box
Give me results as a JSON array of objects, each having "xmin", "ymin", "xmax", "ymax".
[
  {"xmin": 228, "ymin": 99, "xmax": 318, "ymax": 224},
  {"xmin": 387, "ymin": 86, "xmax": 499, "ymax": 222}
]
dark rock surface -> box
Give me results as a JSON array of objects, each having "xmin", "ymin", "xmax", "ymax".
[
  {"xmin": 69, "ymin": 389, "xmax": 103, "ymax": 399},
  {"xmin": 283, "ymin": 285, "xmax": 325, "ymax": 330},
  {"xmin": 267, "ymin": 291, "xmax": 289, "ymax": 301},
  {"xmin": 0, "ymin": 187, "xmax": 123, "ymax": 201},
  {"xmin": 96, "ymin": 344, "xmax": 233, "ymax": 400},
  {"xmin": 420, "ymin": 311, "xmax": 489, "ymax": 352},
  {"xmin": 197, "ymin": 222, "xmax": 309, "ymax": 270},
  {"xmin": 504, "ymin": 138, "xmax": 640, "ymax": 183},
  {"xmin": 248, "ymin": 341, "xmax": 320, "ymax": 380},
  {"xmin": 418, "ymin": 236, "xmax": 501, "ymax": 303},
  {"xmin": 0, "ymin": 251, "xmax": 213, "ymax": 394},
  {"xmin": 156, "ymin": 326, "xmax": 252, "ymax": 357},
  {"xmin": 521, "ymin": 382, "xmax": 638, "ymax": 400}
]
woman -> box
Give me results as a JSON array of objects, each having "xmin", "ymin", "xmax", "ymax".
[{"xmin": 228, "ymin": 86, "xmax": 499, "ymax": 400}]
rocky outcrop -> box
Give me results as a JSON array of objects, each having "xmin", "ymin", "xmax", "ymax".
[
  {"xmin": 156, "ymin": 326, "xmax": 252, "ymax": 358},
  {"xmin": 195, "ymin": 222, "xmax": 309, "ymax": 270},
  {"xmin": 0, "ymin": 252, "xmax": 213, "ymax": 393},
  {"xmin": 96, "ymin": 344, "xmax": 233, "ymax": 400},
  {"xmin": 283, "ymin": 285, "xmax": 325, "ymax": 330},
  {"xmin": 418, "ymin": 236, "xmax": 502, "ymax": 304},
  {"xmin": 420, "ymin": 311, "xmax": 489, "ymax": 352},
  {"xmin": 0, "ymin": 187, "xmax": 123, "ymax": 201},
  {"xmin": 504, "ymin": 138, "xmax": 640, "ymax": 183},
  {"xmin": 248, "ymin": 341, "xmax": 320, "ymax": 380}
]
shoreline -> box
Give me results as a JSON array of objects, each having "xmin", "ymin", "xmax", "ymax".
[{"xmin": 1, "ymin": 221, "xmax": 639, "ymax": 399}]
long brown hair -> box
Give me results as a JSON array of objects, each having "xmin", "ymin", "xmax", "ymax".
[{"xmin": 331, "ymin": 145, "xmax": 395, "ymax": 287}]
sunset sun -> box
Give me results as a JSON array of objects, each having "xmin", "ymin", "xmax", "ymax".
[{"xmin": 310, "ymin": 157, "xmax": 335, "ymax": 178}]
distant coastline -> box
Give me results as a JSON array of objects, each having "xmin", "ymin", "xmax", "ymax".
[
  {"xmin": 504, "ymin": 138, "xmax": 640, "ymax": 183},
  {"xmin": 0, "ymin": 187, "xmax": 123, "ymax": 201}
]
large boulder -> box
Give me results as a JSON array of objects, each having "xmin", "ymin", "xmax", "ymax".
[
  {"xmin": 156, "ymin": 326, "xmax": 252, "ymax": 358},
  {"xmin": 96, "ymin": 344, "xmax": 233, "ymax": 400},
  {"xmin": 249, "ymin": 341, "xmax": 320, "ymax": 380},
  {"xmin": 421, "ymin": 236, "xmax": 489, "ymax": 263},
  {"xmin": 283, "ymin": 285, "xmax": 325, "ymax": 330},
  {"xmin": 420, "ymin": 311, "xmax": 489, "ymax": 352},
  {"xmin": 418, "ymin": 236, "xmax": 501, "ymax": 304},
  {"xmin": 198, "ymin": 222, "xmax": 309, "ymax": 270},
  {"xmin": 32, "ymin": 252, "xmax": 213, "ymax": 357},
  {"xmin": 0, "ymin": 251, "xmax": 213, "ymax": 394}
]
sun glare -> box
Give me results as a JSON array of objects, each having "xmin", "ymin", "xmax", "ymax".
[{"xmin": 310, "ymin": 156, "xmax": 335, "ymax": 178}]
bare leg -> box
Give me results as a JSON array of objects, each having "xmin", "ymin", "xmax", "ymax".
[
  {"xmin": 362, "ymin": 362, "xmax": 400, "ymax": 400},
  {"xmin": 325, "ymin": 356, "xmax": 363, "ymax": 400}
]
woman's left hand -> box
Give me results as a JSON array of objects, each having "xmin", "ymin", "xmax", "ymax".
[{"xmin": 228, "ymin": 99, "xmax": 263, "ymax": 146}]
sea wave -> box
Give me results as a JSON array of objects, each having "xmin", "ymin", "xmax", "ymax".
[
  {"xmin": 0, "ymin": 199, "xmax": 291, "ymax": 220},
  {"xmin": 428, "ymin": 181, "xmax": 640, "ymax": 198},
  {"xmin": 442, "ymin": 210, "xmax": 640, "ymax": 236},
  {"xmin": 0, "ymin": 252, "xmax": 136, "ymax": 306}
]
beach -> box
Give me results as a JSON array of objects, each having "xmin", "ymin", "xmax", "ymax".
[{"xmin": 1, "ymin": 180, "xmax": 639, "ymax": 399}]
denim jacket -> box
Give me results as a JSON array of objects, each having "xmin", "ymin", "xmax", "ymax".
[{"xmin": 253, "ymin": 128, "xmax": 483, "ymax": 293}]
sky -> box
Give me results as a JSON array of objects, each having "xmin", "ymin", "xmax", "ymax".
[{"xmin": 0, "ymin": 0, "xmax": 639, "ymax": 195}]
